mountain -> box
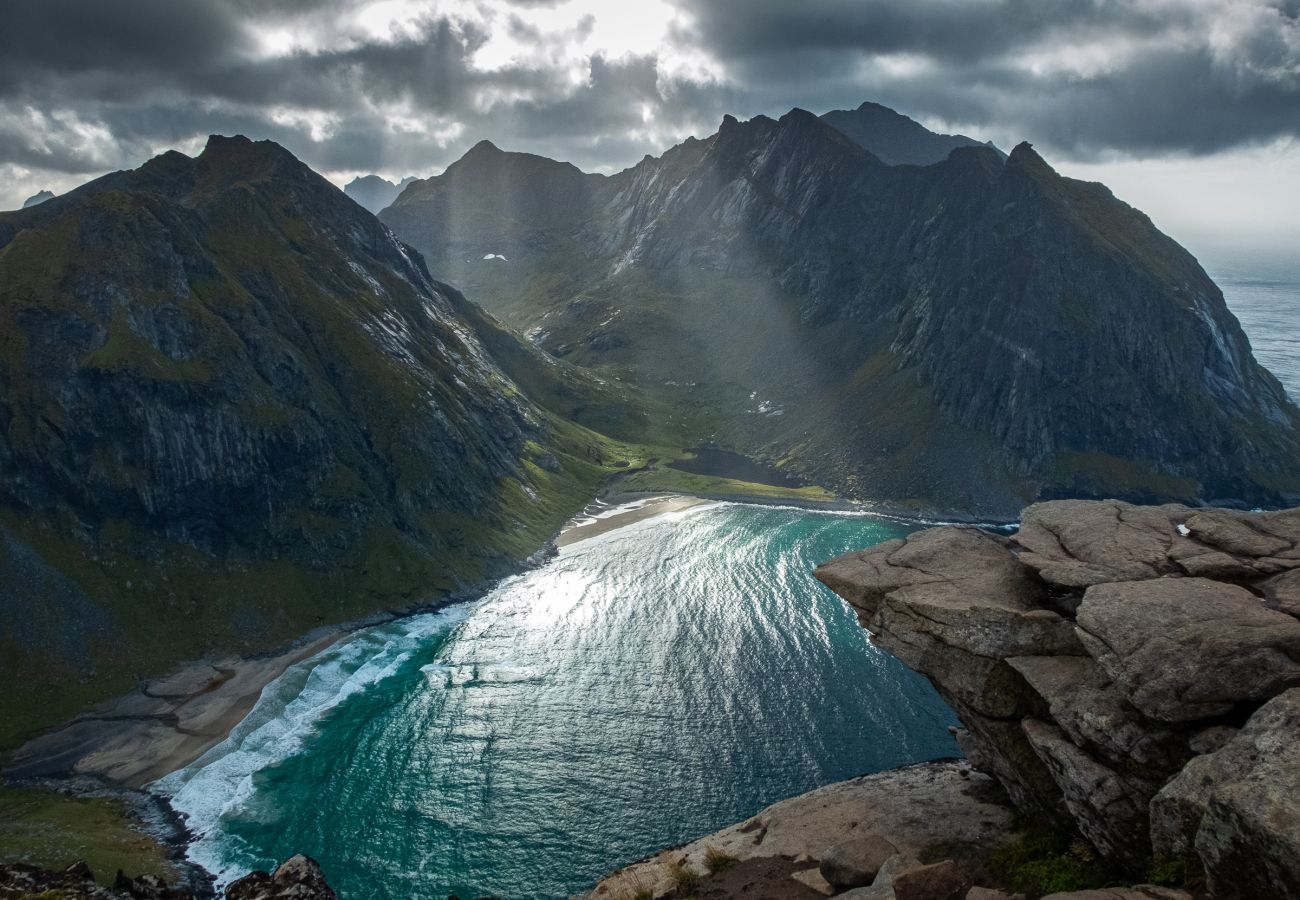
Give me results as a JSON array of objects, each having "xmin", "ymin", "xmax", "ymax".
[
  {"xmin": 21, "ymin": 190, "xmax": 54, "ymax": 209},
  {"xmin": 0, "ymin": 135, "xmax": 645, "ymax": 746},
  {"xmin": 343, "ymin": 173, "xmax": 416, "ymax": 214},
  {"xmin": 820, "ymin": 101, "xmax": 1003, "ymax": 165},
  {"xmin": 381, "ymin": 106, "xmax": 1300, "ymax": 514}
]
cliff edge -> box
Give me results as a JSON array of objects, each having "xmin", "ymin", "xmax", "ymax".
[
  {"xmin": 815, "ymin": 499, "xmax": 1300, "ymax": 899},
  {"xmin": 596, "ymin": 500, "xmax": 1300, "ymax": 899}
]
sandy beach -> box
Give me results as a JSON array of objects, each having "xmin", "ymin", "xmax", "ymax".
[
  {"xmin": 4, "ymin": 631, "xmax": 347, "ymax": 789},
  {"xmin": 4, "ymin": 495, "xmax": 714, "ymax": 794},
  {"xmin": 554, "ymin": 494, "xmax": 709, "ymax": 547}
]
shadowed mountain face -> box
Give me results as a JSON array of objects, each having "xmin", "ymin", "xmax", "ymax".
[
  {"xmin": 344, "ymin": 174, "xmax": 416, "ymax": 214},
  {"xmin": 0, "ymin": 135, "xmax": 639, "ymax": 743},
  {"xmin": 820, "ymin": 101, "xmax": 1003, "ymax": 165},
  {"xmin": 382, "ymin": 105, "xmax": 1300, "ymax": 514}
]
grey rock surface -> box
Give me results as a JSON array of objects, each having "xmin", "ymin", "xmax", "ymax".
[
  {"xmin": 225, "ymin": 854, "xmax": 336, "ymax": 900},
  {"xmin": 1076, "ymin": 578, "xmax": 1300, "ymax": 721},
  {"xmin": 815, "ymin": 499, "xmax": 1300, "ymax": 896}
]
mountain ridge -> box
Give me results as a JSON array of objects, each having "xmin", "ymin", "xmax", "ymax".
[
  {"xmin": 380, "ymin": 103, "xmax": 1300, "ymax": 513},
  {"xmin": 0, "ymin": 133, "xmax": 650, "ymax": 747}
]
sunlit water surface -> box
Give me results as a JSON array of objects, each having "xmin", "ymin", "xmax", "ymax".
[{"xmin": 158, "ymin": 502, "xmax": 959, "ymax": 899}]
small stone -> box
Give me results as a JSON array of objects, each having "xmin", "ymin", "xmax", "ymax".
[
  {"xmin": 890, "ymin": 859, "xmax": 969, "ymax": 900},
  {"xmin": 965, "ymin": 888, "xmax": 1024, "ymax": 900}
]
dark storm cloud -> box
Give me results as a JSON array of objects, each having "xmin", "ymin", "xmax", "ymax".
[
  {"xmin": 0, "ymin": 0, "xmax": 1297, "ymax": 210},
  {"xmin": 673, "ymin": 0, "xmax": 1300, "ymax": 157}
]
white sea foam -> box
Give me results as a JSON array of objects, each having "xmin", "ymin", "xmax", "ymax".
[{"xmin": 155, "ymin": 605, "xmax": 472, "ymax": 886}]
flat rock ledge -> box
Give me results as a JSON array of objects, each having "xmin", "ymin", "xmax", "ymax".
[
  {"xmin": 590, "ymin": 760, "xmax": 1019, "ymax": 900},
  {"xmin": 811, "ymin": 500, "xmax": 1300, "ymax": 900}
]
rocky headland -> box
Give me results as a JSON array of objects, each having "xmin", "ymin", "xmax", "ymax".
[{"xmin": 596, "ymin": 499, "xmax": 1300, "ymax": 899}]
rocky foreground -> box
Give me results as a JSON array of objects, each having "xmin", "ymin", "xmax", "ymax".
[
  {"xmin": 595, "ymin": 499, "xmax": 1300, "ymax": 899},
  {"xmin": 0, "ymin": 854, "xmax": 335, "ymax": 899}
]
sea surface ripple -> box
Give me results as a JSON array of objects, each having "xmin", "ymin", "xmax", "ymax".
[{"xmin": 158, "ymin": 502, "xmax": 959, "ymax": 899}]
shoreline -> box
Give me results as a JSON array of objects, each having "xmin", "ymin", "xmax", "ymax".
[
  {"xmin": 1, "ymin": 485, "xmax": 1009, "ymax": 890},
  {"xmin": 6, "ymin": 488, "xmax": 1002, "ymax": 790}
]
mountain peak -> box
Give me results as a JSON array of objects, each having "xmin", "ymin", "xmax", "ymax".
[
  {"xmin": 21, "ymin": 189, "xmax": 55, "ymax": 209},
  {"xmin": 195, "ymin": 134, "xmax": 304, "ymax": 184},
  {"xmin": 822, "ymin": 101, "xmax": 1004, "ymax": 166},
  {"xmin": 1006, "ymin": 141, "xmax": 1057, "ymax": 180},
  {"xmin": 779, "ymin": 107, "xmax": 820, "ymax": 125},
  {"xmin": 466, "ymin": 139, "xmax": 503, "ymax": 157}
]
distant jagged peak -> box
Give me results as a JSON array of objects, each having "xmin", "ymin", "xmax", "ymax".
[
  {"xmin": 21, "ymin": 189, "xmax": 54, "ymax": 209},
  {"xmin": 821, "ymin": 100, "xmax": 1005, "ymax": 166},
  {"xmin": 444, "ymin": 138, "xmax": 587, "ymax": 178},
  {"xmin": 345, "ymin": 173, "xmax": 419, "ymax": 214},
  {"xmin": 1006, "ymin": 140, "xmax": 1057, "ymax": 176}
]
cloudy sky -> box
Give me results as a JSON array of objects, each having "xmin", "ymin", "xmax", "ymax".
[{"xmin": 3, "ymin": 0, "xmax": 1298, "ymax": 258}]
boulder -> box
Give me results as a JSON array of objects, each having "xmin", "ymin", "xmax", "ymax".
[
  {"xmin": 889, "ymin": 859, "xmax": 969, "ymax": 900},
  {"xmin": 1075, "ymin": 577, "xmax": 1300, "ymax": 721},
  {"xmin": 1183, "ymin": 508, "xmax": 1295, "ymax": 558},
  {"xmin": 820, "ymin": 834, "xmax": 899, "ymax": 890},
  {"xmin": 1149, "ymin": 689, "xmax": 1300, "ymax": 899},
  {"xmin": 808, "ymin": 500, "xmax": 1300, "ymax": 895},
  {"xmin": 964, "ymin": 889, "xmax": 1023, "ymax": 900},
  {"xmin": 225, "ymin": 855, "xmax": 336, "ymax": 900}
]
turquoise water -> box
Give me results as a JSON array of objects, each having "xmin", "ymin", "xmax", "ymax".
[{"xmin": 157, "ymin": 502, "xmax": 959, "ymax": 899}]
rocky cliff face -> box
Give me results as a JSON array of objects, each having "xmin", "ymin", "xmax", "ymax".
[
  {"xmin": 816, "ymin": 499, "xmax": 1300, "ymax": 898},
  {"xmin": 0, "ymin": 135, "xmax": 636, "ymax": 746},
  {"xmin": 381, "ymin": 105, "xmax": 1300, "ymax": 515}
]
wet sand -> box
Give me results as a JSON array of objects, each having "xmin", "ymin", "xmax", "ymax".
[
  {"xmin": 4, "ymin": 631, "xmax": 347, "ymax": 789},
  {"xmin": 555, "ymin": 494, "xmax": 709, "ymax": 548}
]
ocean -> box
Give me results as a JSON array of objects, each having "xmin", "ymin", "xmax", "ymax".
[
  {"xmin": 158, "ymin": 503, "xmax": 959, "ymax": 899},
  {"xmin": 1210, "ymin": 254, "xmax": 1300, "ymax": 400}
]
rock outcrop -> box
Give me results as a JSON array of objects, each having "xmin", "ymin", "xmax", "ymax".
[
  {"xmin": 816, "ymin": 499, "xmax": 1300, "ymax": 898},
  {"xmin": 591, "ymin": 760, "xmax": 1018, "ymax": 900},
  {"xmin": 0, "ymin": 856, "xmax": 334, "ymax": 899},
  {"xmin": 225, "ymin": 854, "xmax": 336, "ymax": 900}
]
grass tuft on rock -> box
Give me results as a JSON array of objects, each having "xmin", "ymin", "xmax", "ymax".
[
  {"xmin": 990, "ymin": 827, "xmax": 1119, "ymax": 896},
  {"xmin": 703, "ymin": 845, "xmax": 738, "ymax": 874}
]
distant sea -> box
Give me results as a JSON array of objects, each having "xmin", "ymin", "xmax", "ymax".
[{"xmin": 1208, "ymin": 253, "xmax": 1300, "ymax": 401}]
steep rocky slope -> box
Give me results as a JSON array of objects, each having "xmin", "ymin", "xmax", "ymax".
[
  {"xmin": 381, "ymin": 105, "xmax": 1300, "ymax": 515},
  {"xmin": 0, "ymin": 135, "xmax": 646, "ymax": 746}
]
